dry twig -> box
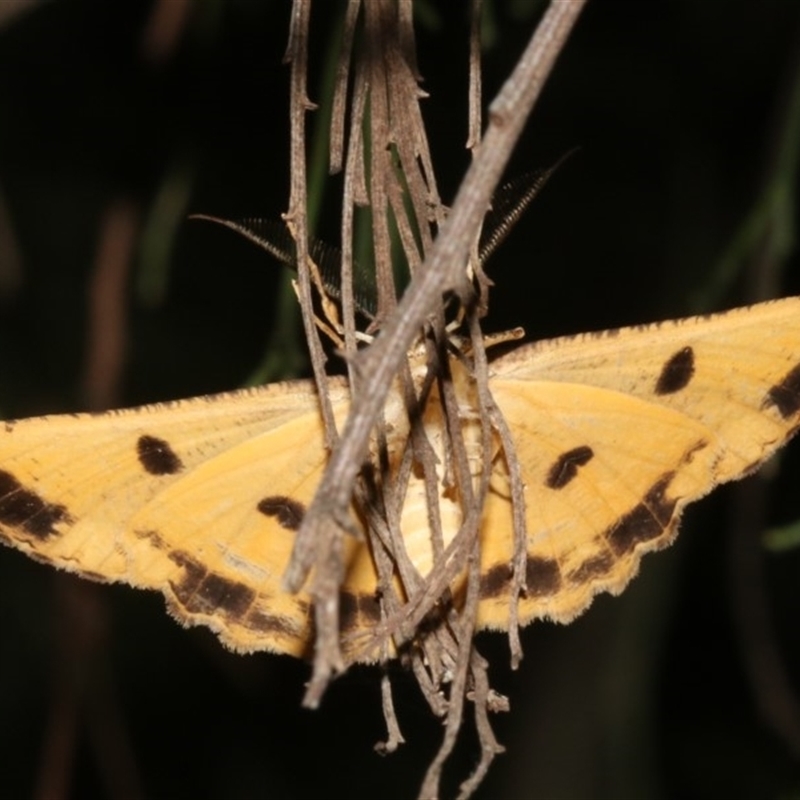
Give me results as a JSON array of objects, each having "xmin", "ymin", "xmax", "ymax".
[
  {"xmin": 287, "ymin": 0, "xmax": 586, "ymax": 701},
  {"xmin": 280, "ymin": 2, "xmax": 587, "ymax": 797}
]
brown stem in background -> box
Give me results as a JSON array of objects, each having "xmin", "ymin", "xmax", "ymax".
[
  {"xmin": 35, "ymin": 200, "xmax": 144, "ymax": 800},
  {"xmin": 140, "ymin": 0, "xmax": 191, "ymax": 64},
  {"xmin": 81, "ymin": 200, "xmax": 138, "ymax": 411}
]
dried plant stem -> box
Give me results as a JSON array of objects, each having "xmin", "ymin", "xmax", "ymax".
[
  {"xmin": 279, "ymin": 4, "xmax": 587, "ymax": 797},
  {"xmin": 284, "ymin": 0, "xmax": 348, "ymax": 683},
  {"xmin": 377, "ymin": 670, "xmax": 405, "ymax": 755},
  {"xmin": 466, "ymin": 0, "xmax": 483, "ymax": 152},
  {"xmin": 286, "ymin": 1, "xmax": 587, "ymax": 710}
]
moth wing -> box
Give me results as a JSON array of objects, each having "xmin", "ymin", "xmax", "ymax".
[
  {"xmin": 493, "ymin": 297, "xmax": 800, "ymax": 480},
  {"xmin": 0, "ymin": 379, "xmax": 353, "ymax": 657},
  {"xmin": 478, "ymin": 297, "xmax": 800, "ymax": 628},
  {"xmin": 125, "ymin": 406, "xmax": 352, "ymax": 658},
  {"xmin": 478, "ymin": 381, "xmax": 719, "ymax": 628}
]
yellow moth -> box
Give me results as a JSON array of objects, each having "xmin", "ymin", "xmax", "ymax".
[{"xmin": 1, "ymin": 297, "xmax": 799, "ymax": 659}]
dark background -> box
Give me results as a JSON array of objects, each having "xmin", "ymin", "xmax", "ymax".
[{"xmin": 0, "ymin": 1, "xmax": 799, "ymax": 798}]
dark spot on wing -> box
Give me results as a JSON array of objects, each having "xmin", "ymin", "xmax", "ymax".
[
  {"xmin": 339, "ymin": 591, "xmax": 382, "ymax": 633},
  {"xmin": 545, "ymin": 445, "xmax": 594, "ymax": 489},
  {"xmin": 257, "ymin": 495, "xmax": 306, "ymax": 531},
  {"xmin": 526, "ymin": 556, "xmax": 562, "ymax": 596},
  {"xmin": 169, "ymin": 550, "xmax": 256, "ymax": 619},
  {"xmin": 0, "ymin": 469, "xmax": 73, "ymax": 539},
  {"xmin": 359, "ymin": 593, "xmax": 381, "ymax": 623},
  {"xmin": 137, "ymin": 434, "xmax": 183, "ymax": 476},
  {"xmin": 655, "ymin": 346, "xmax": 695, "ymax": 395},
  {"xmin": 480, "ymin": 563, "xmax": 511, "ymax": 599},
  {"xmin": 245, "ymin": 608, "xmax": 303, "ymax": 637},
  {"xmin": 567, "ymin": 551, "xmax": 615, "ymax": 584},
  {"xmin": 170, "ymin": 545, "xmax": 309, "ymax": 639},
  {"xmin": 340, "ymin": 593, "xmax": 358, "ymax": 632},
  {"xmin": 193, "ymin": 573, "xmax": 256, "ymax": 618},
  {"xmin": 764, "ymin": 361, "xmax": 800, "ymax": 418},
  {"xmin": 606, "ymin": 473, "xmax": 676, "ymax": 556},
  {"xmin": 480, "ymin": 557, "xmax": 562, "ymax": 599},
  {"xmin": 169, "ymin": 550, "xmax": 207, "ymax": 602}
]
